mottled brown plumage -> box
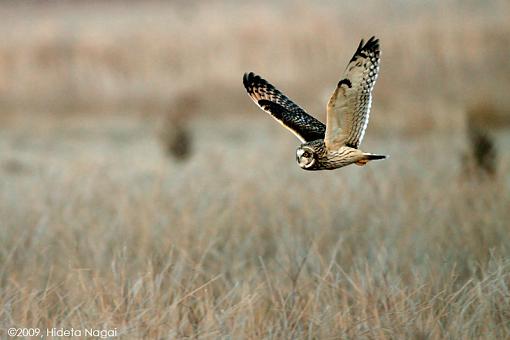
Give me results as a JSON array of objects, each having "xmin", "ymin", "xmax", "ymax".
[
  {"xmin": 242, "ymin": 73, "xmax": 325, "ymax": 142},
  {"xmin": 243, "ymin": 36, "xmax": 387, "ymax": 171},
  {"xmin": 326, "ymin": 36, "xmax": 380, "ymax": 150}
]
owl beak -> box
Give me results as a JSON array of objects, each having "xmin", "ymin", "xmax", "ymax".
[{"xmin": 303, "ymin": 158, "xmax": 316, "ymax": 168}]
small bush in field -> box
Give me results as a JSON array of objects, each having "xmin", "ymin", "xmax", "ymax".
[
  {"xmin": 462, "ymin": 103, "xmax": 500, "ymax": 179},
  {"xmin": 159, "ymin": 92, "xmax": 198, "ymax": 161}
]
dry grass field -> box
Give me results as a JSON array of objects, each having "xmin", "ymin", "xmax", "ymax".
[{"xmin": 1, "ymin": 1, "xmax": 510, "ymax": 339}]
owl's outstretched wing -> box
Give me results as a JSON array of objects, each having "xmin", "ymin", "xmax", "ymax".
[
  {"xmin": 243, "ymin": 72, "xmax": 325, "ymax": 143},
  {"xmin": 325, "ymin": 37, "xmax": 380, "ymax": 150}
]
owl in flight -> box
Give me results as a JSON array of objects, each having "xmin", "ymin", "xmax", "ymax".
[{"xmin": 243, "ymin": 36, "xmax": 386, "ymax": 171}]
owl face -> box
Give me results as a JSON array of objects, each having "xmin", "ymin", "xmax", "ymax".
[{"xmin": 296, "ymin": 145, "xmax": 316, "ymax": 169}]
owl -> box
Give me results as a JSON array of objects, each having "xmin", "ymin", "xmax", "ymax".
[{"xmin": 243, "ymin": 36, "xmax": 387, "ymax": 171}]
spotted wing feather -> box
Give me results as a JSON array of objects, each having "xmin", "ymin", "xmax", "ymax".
[
  {"xmin": 243, "ymin": 72, "xmax": 325, "ymax": 143},
  {"xmin": 325, "ymin": 37, "xmax": 380, "ymax": 149}
]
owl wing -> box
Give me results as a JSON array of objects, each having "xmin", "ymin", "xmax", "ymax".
[
  {"xmin": 243, "ymin": 72, "xmax": 326, "ymax": 143},
  {"xmin": 325, "ymin": 37, "xmax": 380, "ymax": 150}
]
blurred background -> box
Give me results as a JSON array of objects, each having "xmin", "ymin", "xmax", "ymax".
[
  {"xmin": 1, "ymin": 1, "xmax": 509, "ymax": 123},
  {"xmin": 1, "ymin": 1, "xmax": 509, "ymax": 338}
]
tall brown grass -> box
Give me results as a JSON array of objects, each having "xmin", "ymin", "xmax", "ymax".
[{"xmin": 1, "ymin": 113, "xmax": 509, "ymax": 338}]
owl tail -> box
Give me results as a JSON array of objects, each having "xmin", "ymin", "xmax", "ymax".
[{"xmin": 355, "ymin": 153, "xmax": 387, "ymax": 166}]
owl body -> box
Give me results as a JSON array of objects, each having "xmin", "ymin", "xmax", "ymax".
[
  {"xmin": 296, "ymin": 140, "xmax": 384, "ymax": 170},
  {"xmin": 243, "ymin": 36, "xmax": 387, "ymax": 171}
]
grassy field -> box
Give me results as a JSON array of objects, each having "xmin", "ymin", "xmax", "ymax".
[
  {"xmin": 1, "ymin": 114, "xmax": 509, "ymax": 338},
  {"xmin": 1, "ymin": 1, "xmax": 510, "ymax": 339}
]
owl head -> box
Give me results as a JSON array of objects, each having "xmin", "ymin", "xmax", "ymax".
[{"xmin": 296, "ymin": 145, "xmax": 317, "ymax": 169}]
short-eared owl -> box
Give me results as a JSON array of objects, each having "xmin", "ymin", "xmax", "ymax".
[{"xmin": 243, "ymin": 36, "xmax": 387, "ymax": 171}]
